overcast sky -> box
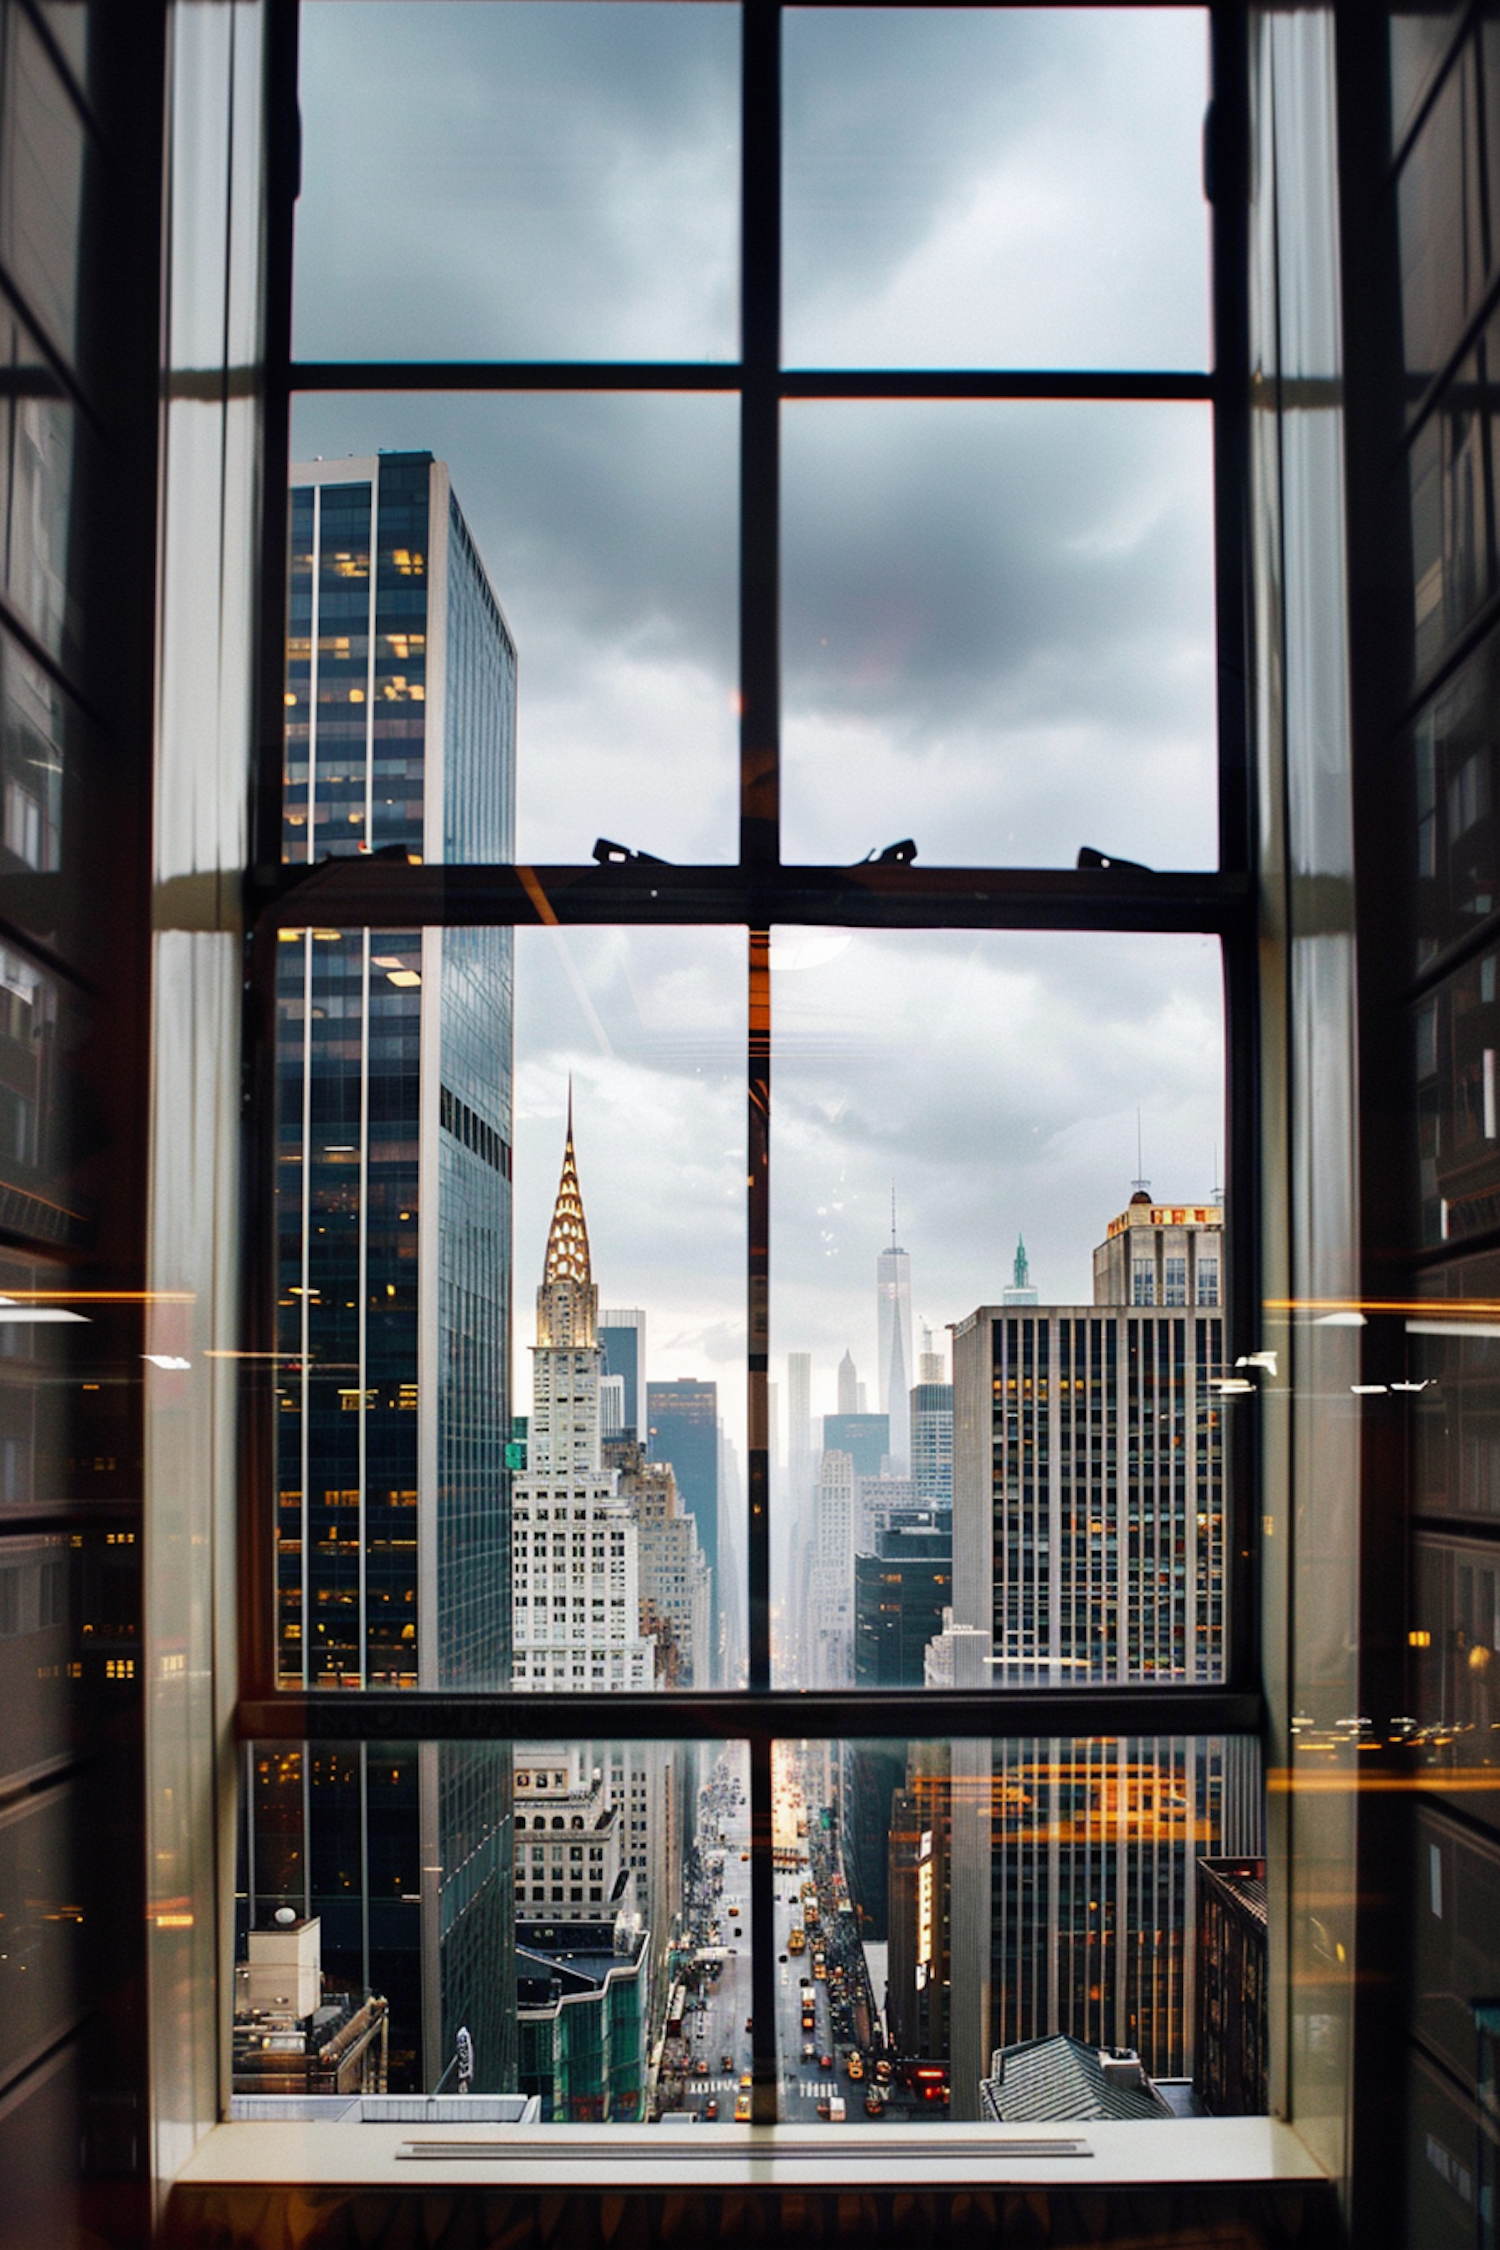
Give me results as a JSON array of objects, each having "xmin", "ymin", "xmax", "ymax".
[{"xmin": 294, "ymin": 5, "xmax": 1221, "ymax": 1512}]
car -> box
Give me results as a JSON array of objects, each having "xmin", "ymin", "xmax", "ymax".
[
  {"xmin": 695, "ymin": 2058, "xmax": 709, "ymax": 2076},
  {"xmin": 705, "ymin": 2098, "xmax": 719, "ymax": 2120},
  {"xmin": 815, "ymin": 2099, "xmax": 831, "ymax": 2120},
  {"xmin": 864, "ymin": 2092, "xmax": 883, "ymax": 2118},
  {"xmin": 801, "ymin": 2042, "xmax": 815, "ymax": 2061},
  {"xmin": 819, "ymin": 2053, "xmax": 833, "ymax": 2070},
  {"xmin": 721, "ymin": 2052, "xmax": 734, "ymax": 2071},
  {"xmin": 746, "ymin": 2017, "xmax": 753, "ymax": 2033},
  {"xmin": 728, "ymin": 1905, "xmax": 740, "ymax": 1916}
]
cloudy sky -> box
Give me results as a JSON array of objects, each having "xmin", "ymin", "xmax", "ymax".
[{"xmin": 294, "ymin": 5, "xmax": 1222, "ymax": 1530}]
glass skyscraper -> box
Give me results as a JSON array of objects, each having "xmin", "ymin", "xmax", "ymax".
[{"xmin": 252, "ymin": 454, "xmax": 517, "ymax": 2092}]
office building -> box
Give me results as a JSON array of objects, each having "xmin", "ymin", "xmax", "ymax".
[
  {"xmin": 854, "ymin": 1518, "xmax": 953, "ymax": 1690},
  {"xmin": 1091, "ymin": 1196, "xmax": 1222, "ymax": 1310},
  {"xmin": 646, "ymin": 1378, "xmax": 720, "ymax": 1613},
  {"xmin": 259, "ymin": 453, "xmax": 517, "ymax": 2092},
  {"xmin": 953, "ymin": 1193, "xmax": 1226, "ymax": 1685},
  {"xmin": 1194, "ymin": 1859, "xmax": 1269, "ymax": 2119},
  {"xmin": 599, "ymin": 1310, "xmax": 646, "ymax": 1439},
  {"xmin": 910, "ymin": 1382, "xmax": 954, "ymax": 1508},
  {"xmin": 513, "ymin": 1750, "xmax": 635, "ymax": 1927},
  {"xmin": 516, "ymin": 1926, "xmax": 649, "ymax": 2124},
  {"xmin": 876, "ymin": 1220, "xmax": 914, "ymax": 1477},
  {"xmin": 918, "ymin": 1196, "xmax": 1246, "ymax": 2106},
  {"xmin": 807, "ymin": 1448, "xmax": 855, "ymax": 1687},
  {"xmin": 617, "ymin": 1447, "xmax": 712, "ymax": 1688},
  {"xmin": 822, "ymin": 1412, "xmax": 889, "ymax": 1481}
]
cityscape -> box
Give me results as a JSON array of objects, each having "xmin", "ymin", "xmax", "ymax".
[{"xmin": 234, "ymin": 452, "xmax": 1263, "ymax": 2127}]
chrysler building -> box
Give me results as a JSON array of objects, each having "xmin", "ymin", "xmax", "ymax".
[{"xmin": 511, "ymin": 1100, "xmax": 654, "ymax": 1691}]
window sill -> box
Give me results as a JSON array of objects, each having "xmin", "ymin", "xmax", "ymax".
[{"xmin": 171, "ymin": 2114, "xmax": 1325, "ymax": 2191}]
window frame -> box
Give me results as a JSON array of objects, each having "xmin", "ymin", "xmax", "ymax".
[{"xmin": 236, "ymin": 0, "xmax": 1262, "ymax": 2126}]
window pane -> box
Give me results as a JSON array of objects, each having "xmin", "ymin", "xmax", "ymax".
[
  {"xmin": 770, "ymin": 929, "xmax": 1227, "ymax": 1690},
  {"xmin": 0, "ymin": 9, "xmax": 87, "ymax": 370},
  {"xmin": 784, "ymin": 1737, "xmax": 1262, "ymax": 2120},
  {"xmin": 288, "ymin": 397, "xmax": 738, "ymax": 865},
  {"xmin": 783, "ymin": 7, "xmax": 1210, "ymax": 373},
  {"xmin": 294, "ymin": 3, "xmax": 740, "ymax": 364},
  {"xmin": 272, "ymin": 923, "xmax": 745, "ymax": 1695},
  {"xmin": 238, "ymin": 1738, "xmax": 744, "ymax": 2113},
  {"xmin": 238, "ymin": 1734, "xmax": 1261, "ymax": 2119},
  {"xmin": 780, "ymin": 401, "xmax": 1216, "ymax": 869}
]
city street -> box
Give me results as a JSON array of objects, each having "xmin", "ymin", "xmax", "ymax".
[{"xmin": 662, "ymin": 1751, "xmax": 889, "ymax": 2123}]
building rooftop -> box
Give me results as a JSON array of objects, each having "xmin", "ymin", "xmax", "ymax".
[{"xmin": 980, "ymin": 2036, "xmax": 1174, "ymax": 2124}]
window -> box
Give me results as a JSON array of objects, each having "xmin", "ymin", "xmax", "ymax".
[{"xmin": 228, "ymin": 0, "xmax": 1261, "ymax": 2140}]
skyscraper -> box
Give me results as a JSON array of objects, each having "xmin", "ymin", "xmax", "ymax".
[
  {"xmin": 646, "ymin": 1378, "xmax": 720, "ymax": 1640},
  {"xmin": 511, "ymin": 1110, "xmax": 654, "ymax": 1694},
  {"xmin": 922, "ymin": 1191, "xmax": 1246, "ymax": 2110},
  {"xmin": 510, "ymin": 1117, "xmax": 687, "ymax": 2011},
  {"xmin": 262, "ymin": 453, "xmax": 516, "ymax": 2092},
  {"xmin": 838, "ymin": 1348, "xmax": 859, "ymax": 1414},
  {"xmin": 808, "ymin": 1448, "xmax": 856, "ymax": 1686},
  {"xmin": 599, "ymin": 1308, "xmax": 647, "ymax": 1439},
  {"xmin": 910, "ymin": 1381, "xmax": 954, "ymax": 1507},
  {"xmin": 877, "ymin": 1211, "xmax": 914, "ymax": 1477}
]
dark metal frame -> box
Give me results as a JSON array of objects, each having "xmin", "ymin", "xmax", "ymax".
[{"xmin": 241, "ymin": 0, "xmax": 1261, "ymax": 2122}]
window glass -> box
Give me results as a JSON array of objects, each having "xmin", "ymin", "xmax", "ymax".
[
  {"xmin": 1413, "ymin": 949, "xmax": 1500, "ymax": 1247},
  {"xmin": 780, "ymin": 401, "xmax": 1216, "ymax": 868},
  {"xmin": 796, "ymin": 1736, "xmax": 1262, "ymax": 2115},
  {"xmin": 240, "ymin": 1738, "xmax": 741, "ymax": 2112},
  {"xmin": 2, "ymin": 306, "xmax": 82, "ymax": 679},
  {"xmin": 1411, "ymin": 1259, "xmax": 1500, "ymax": 1526},
  {"xmin": 1397, "ymin": 41, "xmax": 1484, "ymax": 394},
  {"xmin": 1411, "ymin": 619, "xmax": 1500, "ymax": 968},
  {"xmin": 0, "ymin": 9, "xmax": 86, "ymax": 370},
  {"xmin": 1391, "ymin": 8, "xmax": 1467, "ymax": 153},
  {"xmin": 769, "ymin": 928, "xmax": 1227, "ymax": 1690},
  {"xmin": 272, "ymin": 923, "xmax": 745, "ymax": 1695},
  {"xmin": 782, "ymin": 7, "xmax": 1210, "ymax": 372},
  {"xmin": 32, "ymin": 3, "xmax": 92, "ymax": 99},
  {"xmin": 289, "ymin": 397, "xmax": 738, "ymax": 864},
  {"xmin": 294, "ymin": 3, "xmax": 740, "ymax": 364}
]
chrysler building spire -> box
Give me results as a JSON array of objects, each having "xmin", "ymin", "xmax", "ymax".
[{"xmin": 544, "ymin": 1080, "xmax": 591, "ymax": 1286}]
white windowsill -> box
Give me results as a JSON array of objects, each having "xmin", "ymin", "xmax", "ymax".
[{"xmin": 174, "ymin": 2116, "xmax": 1328, "ymax": 2192}]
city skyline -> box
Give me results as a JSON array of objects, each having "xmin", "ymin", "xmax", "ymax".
[{"xmin": 509, "ymin": 923, "xmax": 1224, "ymax": 1455}]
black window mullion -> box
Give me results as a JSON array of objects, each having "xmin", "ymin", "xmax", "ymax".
[{"xmin": 741, "ymin": 0, "xmax": 781, "ymax": 2122}]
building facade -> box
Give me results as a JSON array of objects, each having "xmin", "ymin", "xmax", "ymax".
[
  {"xmin": 918, "ymin": 1195, "xmax": 1248, "ymax": 2108},
  {"xmin": 646, "ymin": 1377, "xmax": 719, "ymax": 1633},
  {"xmin": 511, "ymin": 1113, "xmax": 654, "ymax": 1693},
  {"xmin": 599, "ymin": 1310, "xmax": 646, "ymax": 1440},
  {"xmin": 909, "ymin": 1382, "xmax": 954, "ymax": 1508},
  {"xmin": 259, "ymin": 453, "xmax": 517, "ymax": 2093}
]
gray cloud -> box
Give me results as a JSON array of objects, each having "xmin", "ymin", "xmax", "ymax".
[
  {"xmin": 296, "ymin": 2, "xmax": 740, "ymax": 362},
  {"xmin": 783, "ymin": 7, "xmax": 1209, "ymax": 370}
]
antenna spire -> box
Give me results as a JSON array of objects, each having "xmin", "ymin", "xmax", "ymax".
[
  {"xmin": 543, "ymin": 1097, "xmax": 591, "ymax": 1285},
  {"xmin": 1131, "ymin": 1108, "xmax": 1149, "ymax": 1196}
]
